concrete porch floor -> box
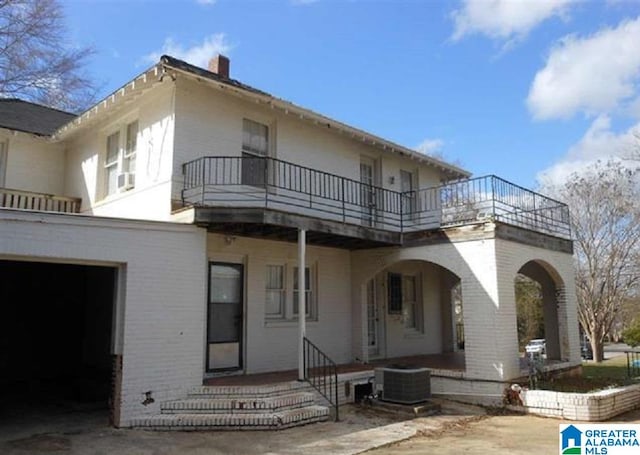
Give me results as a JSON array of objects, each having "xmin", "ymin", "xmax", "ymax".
[{"xmin": 205, "ymin": 352, "xmax": 466, "ymax": 386}]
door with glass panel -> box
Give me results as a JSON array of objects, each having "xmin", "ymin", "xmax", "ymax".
[
  {"xmin": 400, "ymin": 170, "xmax": 415, "ymax": 223},
  {"xmin": 360, "ymin": 158, "xmax": 376, "ymax": 226},
  {"xmin": 241, "ymin": 118, "xmax": 269, "ymax": 188},
  {"xmin": 207, "ymin": 263, "xmax": 244, "ymax": 371},
  {"xmin": 366, "ymin": 279, "xmax": 384, "ymax": 358}
]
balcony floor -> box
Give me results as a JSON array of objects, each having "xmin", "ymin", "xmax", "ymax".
[
  {"xmin": 204, "ymin": 352, "xmax": 466, "ymax": 386},
  {"xmin": 192, "ymin": 206, "xmax": 402, "ymax": 249}
]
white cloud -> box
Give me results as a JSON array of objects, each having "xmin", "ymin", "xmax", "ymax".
[
  {"xmin": 415, "ymin": 138, "xmax": 445, "ymax": 156},
  {"xmin": 537, "ymin": 115, "xmax": 640, "ymax": 187},
  {"xmin": 527, "ymin": 17, "xmax": 640, "ymax": 120},
  {"xmin": 196, "ymin": 0, "xmax": 216, "ymax": 4},
  {"xmin": 142, "ymin": 33, "xmax": 231, "ymax": 68},
  {"xmin": 451, "ymin": 0, "xmax": 576, "ymax": 43}
]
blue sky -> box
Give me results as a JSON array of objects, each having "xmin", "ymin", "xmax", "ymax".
[{"xmin": 61, "ymin": 0, "xmax": 640, "ymax": 188}]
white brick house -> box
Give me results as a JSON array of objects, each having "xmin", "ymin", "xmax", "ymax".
[{"xmin": 0, "ymin": 55, "xmax": 580, "ymax": 428}]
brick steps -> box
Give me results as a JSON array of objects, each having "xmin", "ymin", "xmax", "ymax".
[
  {"xmin": 133, "ymin": 382, "xmax": 330, "ymax": 430},
  {"xmin": 161, "ymin": 392, "xmax": 316, "ymax": 414},
  {"xmin": 133, "ymin": 405, "xmax": 329, "ymax": 430},
  {"xmin": 189, "ymin": 382, "xmax": 310, "ymax": 398}
]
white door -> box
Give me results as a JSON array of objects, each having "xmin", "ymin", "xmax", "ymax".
[
  {"xmin": 400, "ymin": 169, "xmax": 415, "ymax": 222},
  {"xmin": 360, "ymin": 158, "xmax": 376, "ymax": 226}
]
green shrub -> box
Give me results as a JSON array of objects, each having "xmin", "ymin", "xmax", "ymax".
[{"xmin": 622, "ymin": 321, "xmax": 640, "ymax": 348}]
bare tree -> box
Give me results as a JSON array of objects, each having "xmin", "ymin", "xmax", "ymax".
[
  {"xmin": 0, "ymin": 0, "xmax": 96, "ymax": 113},
  {"xmin": 515, "ymin": 274, "xmax": 544, "ymax": 350},
  {"xmin": 550, "ymin": 161, "xmax": 640, "ymax": 362}
]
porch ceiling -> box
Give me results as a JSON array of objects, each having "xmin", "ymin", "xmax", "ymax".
[{"xmin": 193, "ymin": 207, "xmax": 402, "ymax": 249}]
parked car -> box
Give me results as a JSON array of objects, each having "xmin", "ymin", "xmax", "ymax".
[
  {"xmin": 581, "ymin": 339, "xmax": 593, "ymax": 360},
  {"xmin": 525, "ymin": 339, "xmax": 546, "ymax": 356}
]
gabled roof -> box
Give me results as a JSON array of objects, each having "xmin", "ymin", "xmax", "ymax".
[{"xmin": 0, "ymin": 98, "xmax": 76, "ymax": 136}]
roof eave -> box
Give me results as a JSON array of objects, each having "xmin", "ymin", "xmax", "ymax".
[{"xmin": 161, "ymin": 59, "xmax": 471, "ymax": 180}]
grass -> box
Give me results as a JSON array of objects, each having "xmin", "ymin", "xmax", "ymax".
[{"xmin": 538, "ymin": 355, "xmax": 639, "ymax": 393}]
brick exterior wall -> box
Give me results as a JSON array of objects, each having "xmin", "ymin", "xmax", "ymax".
[{"xmin": 0, "ymin": 210, "xmax": 206, "ymax": 426}]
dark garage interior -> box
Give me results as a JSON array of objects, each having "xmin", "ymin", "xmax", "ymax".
[{"xmin": 0, "ymin": 260, "xmax": 117, "ymax": 419}]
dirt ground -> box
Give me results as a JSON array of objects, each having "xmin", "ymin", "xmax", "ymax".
[
  {"xmin": 0, "ymin": 400, "xmax": 483, "ymax": 455},
  {"xmin": 1, "ymin": 402, "xmax": 639, "ymax": 455},
  {"xmin": 367, "ymin": 409, "xmax": 640, "ymax": 455}
]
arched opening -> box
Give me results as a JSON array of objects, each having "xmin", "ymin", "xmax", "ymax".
[
  {"xmin": 364, "ymin": 259, "xmax": 464, "ymax": 370},
  {"xmin": 515, "ymin": 260, "xmax": 564, "ymax": 366}
]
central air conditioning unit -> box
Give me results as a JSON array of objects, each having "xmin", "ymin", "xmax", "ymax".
[
  {"xmin": 117, "ymin": 172, "xmax": 135, "ymax": 191},
  {"xmin": 374, "ymin": 365, "xmax": 431, "ymax": 404}
]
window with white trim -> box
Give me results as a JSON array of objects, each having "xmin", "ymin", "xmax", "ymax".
[
  {"xmin": 124, "ymin": 121, "xmax": 138, "ymax": 173},
  {"xmin": 104, "ymin": 131, "xmax": 120, "ymax": 196},
  {"xmin": 264, "ymin": 263, "xmax": 316, "ymax": 321},
  {"xmin": 293, "ymin": 267, "xmax": 314, "ymax": 319},
  {"xmin": 0, "ymin": 140, "xmax": 8, "ymax": 187},
  {"xmin": 388, "ymin": 272, "xmax": 423, "ymax": 333},
  {"xmin": 103, "ymin": 120, "xmax": 138, "ymax": 198},
  {"xmin": 265, "ymin": 265, "xmax": 286, "ymax": 319}
]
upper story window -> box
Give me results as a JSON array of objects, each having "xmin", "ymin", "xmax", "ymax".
[
  {"xmin": 242, "ymin": 119, "xmax": 269, "ymax": 187},
  {"xmin": 103, "ymin": 121, "xmax": 138, "ymax": 198},
  {"xmin": 0, "ymin": 140, "xmax": 8, "ymax": 188},
  {"xmin": 242, "ymin": 118, "xmax": 268, "ymax": 156},
  {"xmin": 104, "ymin": 132, "xmax": 120, "ymax": 196}
]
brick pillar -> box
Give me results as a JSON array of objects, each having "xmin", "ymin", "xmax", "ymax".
[
  {"xmin": 109, "ymin": 354, "xmax": 123, "ymax": 428},
  {"xmin": 458, "ymin": 238, "xmax": 520, "ymax": 382}
]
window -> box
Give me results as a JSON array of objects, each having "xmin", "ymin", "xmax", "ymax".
[
  {"xmin": 242, "ymin": 118, "xmax": 269, "ymax": 186},
  {"xmin": 265, "ymin": 265, "xmax": 285, "ymax": 319},
  {"xmin": 124, "ymin": 121, "xmax": 138, "ymax": 173},
  {"xmin": 103, "ymin": 120, "xmax": 138, "ymax": 198},
  {"xmin": 0, "ymin": 140, "xmax": 7, "ymax": 187},
  {"xmin": 388, "ymin": 272, "xmax": 423, "ymax": 332},
  {"xmin": 388, "ymin": 273, "xmax": 402, "ymax": 314},
  {"xmin": 293, "ymin": 267, "xmax": 314, "ymax": 318},
  {"xmin": 104, "ymin": 132, "xmax": 120, "ymax": 196},
  {"xmin": 265, "ymin": 264, "xmax": 316, "ymax": 321}
]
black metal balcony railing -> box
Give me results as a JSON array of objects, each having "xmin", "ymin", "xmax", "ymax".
[{"xmin": 182, "ymin": 156, "xmax": 571, "ymax": 239}]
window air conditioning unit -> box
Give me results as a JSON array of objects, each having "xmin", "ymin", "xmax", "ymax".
[
  {"xmin": 117, "ymin": 172, "xmax": 135, "ymax": 191},
  {"xmin": 374, "ymin": 366, "xmax": 431, "ymax": 404}
]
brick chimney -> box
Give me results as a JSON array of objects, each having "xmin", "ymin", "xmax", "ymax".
[{"xmin": 208, "ymin": 54, "xmax": 230, "ymax": 79}]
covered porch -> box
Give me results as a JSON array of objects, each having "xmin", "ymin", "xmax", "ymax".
[{"xmin": 204, "ymin": 352, "xmax": 466, "ymax": 386}]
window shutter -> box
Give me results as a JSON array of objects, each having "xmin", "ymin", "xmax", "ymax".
[{"xmin": 388, "ymin": 272, "xmax": 402, "ymax": 314}]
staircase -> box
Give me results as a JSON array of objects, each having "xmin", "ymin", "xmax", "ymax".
[{"xmin": 131, "ymin": 382, "xmax": 330, "ymax": 430}]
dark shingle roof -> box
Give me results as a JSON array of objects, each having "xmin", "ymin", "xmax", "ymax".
[
  {"xmin": 161, "ymin": 55, "xmax": 272, "ymax": 98},
  {"xmin": 0, "ymin": 98, "xmax": 76, "ymax": 136}
]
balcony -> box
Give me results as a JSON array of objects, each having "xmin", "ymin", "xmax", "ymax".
[
  {"xmin": 182, "ymin": 156, "xmax": 570, "ymax": 248},
  {"xmin": 0, "ymin": 188, "xmax": 81, "ymax": 214}
]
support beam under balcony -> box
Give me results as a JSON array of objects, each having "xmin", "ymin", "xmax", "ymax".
[{"xmin": 192, "ymin": 207, "xmax": 402, "ymax": 249}]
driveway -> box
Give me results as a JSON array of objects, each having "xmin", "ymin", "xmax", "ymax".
[{"xmin": 366, "ymin": 409, "xmax": 640, "ymax": 455}]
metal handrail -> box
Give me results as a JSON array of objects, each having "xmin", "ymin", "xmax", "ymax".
[
  {"xmin": 626, "ymin": 351, "xmax": 640, "ymax": 378},
  {"xmin": 303, "ymin": 336, "xmax": 339, "ymax": 421},
  {"xmin": 182, "ymin": 156, "xmax": 572, "ymax": 239}
]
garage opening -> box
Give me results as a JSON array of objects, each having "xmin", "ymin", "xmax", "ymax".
[{"xmin": 0, "ymin": 260, "xmax": 119, "ymax": 425}]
